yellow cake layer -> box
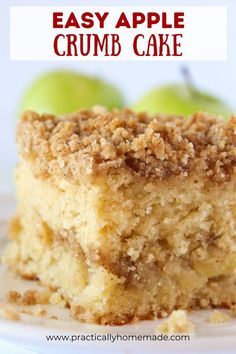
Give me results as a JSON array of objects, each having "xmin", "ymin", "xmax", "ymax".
[{"xmin": 3, "ymin": 159, "xmax": 236, "ymax": 324}]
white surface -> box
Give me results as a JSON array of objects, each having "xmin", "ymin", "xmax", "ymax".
[
  {"xmin": 1, "ymin": 0, "xmax": 236, "ymax": 194},
  {"xmin": 0, "ymin": 341, "xmax": 35, "ymax": 354},
  {"xmin": 1, "ymin": 194, "xmax": 236, "ymax": 354}
]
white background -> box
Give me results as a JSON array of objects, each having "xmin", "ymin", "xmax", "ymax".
[{"xmin": 0, "ymin": 0, "xmax": 236, "ymax": 194}]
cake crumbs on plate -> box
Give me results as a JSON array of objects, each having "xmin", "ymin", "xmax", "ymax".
[
  {"xmin": 208, "ymin": 310, "xmax": 230, "ymax": 324},
  {"xmin": 6, "ymin": 290, "xmax": 22, "ymax": 304},
  {"xmin": 49, "ymin": 292, "xmax": 67, "ymax": 308},
  {"xmin": 6, "ymin": 289, "xmax": 50, "ymax": 306},
  {"xmin": 22, "ymin": 289, "xmax": 50, "ymax": 305},
  {"xmin": 0, "ymin": 303, "xmax": 20, "ymax": 321},
  {"xmin": 230, "ymin": 304, "xmax": 236, "ymax": 317},
  {"xmin": 20, "ymin": 306, "xmax": 47, "ymax": 317},
  {"xmin": 33, "ymin": 306, "xmax": 47, "ymax": 317},
  {"xmin": 156, "ymin": 310, "xmax": 195, "ymax": 334}
]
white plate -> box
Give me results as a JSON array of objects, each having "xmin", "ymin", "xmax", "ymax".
[{"xmin": 1, "ymin": 194, "xmax": 236, "ymax": 354}]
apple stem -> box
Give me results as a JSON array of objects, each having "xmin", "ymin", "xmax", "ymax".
[{"xmin": 181, "ymin": 66, "xmax": 197, "ymax": 97}]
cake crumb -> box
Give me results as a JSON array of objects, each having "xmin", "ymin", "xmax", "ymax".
[
  {"xmin": 22, "ymin": 289, "xmax": 50, "ymax": 305},
  {"xmin": 50, "ymin": 315, "xmax": 59, "ymax": 320},
  {"xmin": 230, "ymin": 304, "xmax": 236, "ymax": 317},
  {"xmin": 6, "ymin": 289, "xmax": 50, "ymax": 306},
  {"xmin": 156, "ymin": 310, "xmax": 195, "ymax": 333},
  {"xmin": 32, "ymin": 306, "xmax": 47, "ymax": 317},
  {"xmin": 0, "ymin": 303, "xmax": 20, "ymax": 321},
  {"xmin": 49, "ymin": 292, "xmax": 66, "ymax": 308},
  {"xmin": 20, "ymin": 306, "xmax": 47, "ymax": 317},
  {"xmin": 6, "ymin": 290, "xmax": 22, "ymax": 304},
  {"xmin": 208, "ymin": 310, "xmax": 230, "ymax": 324}
]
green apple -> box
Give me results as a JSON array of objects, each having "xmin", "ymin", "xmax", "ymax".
[
  {"xmin": 20, "ymin": 70, "xmax": 125, "ymax": 115},
  {"xmin": 133, "ymin": 84, "xmax": 232, "ymax": 119}
]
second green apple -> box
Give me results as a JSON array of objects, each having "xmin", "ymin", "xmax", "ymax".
[{"xmin": 133, "ymin": 84, "xmax": 232, "ymax": 119}]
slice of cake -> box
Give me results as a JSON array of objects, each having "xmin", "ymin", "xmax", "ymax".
[{"xmin": 3, "ymin": 108, "xmax": 236, "ymax": 325}]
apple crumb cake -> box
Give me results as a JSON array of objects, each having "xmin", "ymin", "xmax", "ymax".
[{"xmin": 3, "ymin": 108, "xmax": 236, "ymax": 325}]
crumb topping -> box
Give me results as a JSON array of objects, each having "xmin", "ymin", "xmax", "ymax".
[{"xmin": 17, "ymin": 108, "xmax": 236, "ymax": 182}]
